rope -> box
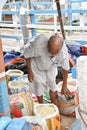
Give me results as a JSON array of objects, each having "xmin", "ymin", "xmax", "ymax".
[
  {"xmin": 78, "ymin": 106, "xmax": 87, "ymax": 127},
  {"xmin": 0, "ymin": 109, "xmax": 10, "ymax": 116}
]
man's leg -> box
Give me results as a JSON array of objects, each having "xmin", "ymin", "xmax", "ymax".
[
  {"xmin": 37, "ymin": 95, "xmax": 43, "ymax": 103},
  {"xmin": 47, "ymin": 66, "xmax": 58, "ymax": 105},
  {"xmin": 30, "ymin": 81, "xmax": 45, "ymax": 103},
  {"xmin": 49, "ymin": 90, "xmax": 57, "ymax": 105}
]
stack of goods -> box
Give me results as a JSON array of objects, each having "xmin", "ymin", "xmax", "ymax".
[
  {"xmin": 34, "ymin": 103, "xmax": 60, "ymax": 130},
  {"xmin": 7, "ymin": 74, "xmax": 33, "ymax": 117},
  {"xmin": 57, "ymin": 79, "xmax": 79, "ymax": 116},
  {"xmin": 9, "ymin": 92, "xmax": 33, "ymax": 117}
]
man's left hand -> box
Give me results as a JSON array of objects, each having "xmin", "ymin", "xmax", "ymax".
[{"xmin": 61, "ymin": 83, "xmax": 72, "ymax": 97}]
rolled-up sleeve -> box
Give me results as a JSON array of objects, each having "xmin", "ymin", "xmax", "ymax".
[
  {"xmin": 57, "ymin": 43, "xmax": 70, "ymax": 71},
  {"xmin": 62, "ymin": 56, "xmax": 70, "ymax": 70}
]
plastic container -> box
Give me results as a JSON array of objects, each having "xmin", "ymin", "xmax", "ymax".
[{"xmin": 71, "ymin": 66, "xmax": 77, "ymax": 79}]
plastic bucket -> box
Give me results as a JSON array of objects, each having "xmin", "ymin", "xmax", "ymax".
[{"xmin": 34, "ymin": 104, "xmax": 60, "ymax": 130}]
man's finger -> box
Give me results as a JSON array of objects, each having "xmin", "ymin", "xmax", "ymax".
[{"xmin": 66, "ymin": 92, "xmax": 72, "ymax": 98}]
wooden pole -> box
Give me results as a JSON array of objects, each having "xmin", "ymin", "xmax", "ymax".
[
  {"xmin": 28, "ymin": 0, "xmax": 31, "ymax": 10},
  {"xmin": 55, "ymin": 0, "xmax": 66, "ymax": 39}
]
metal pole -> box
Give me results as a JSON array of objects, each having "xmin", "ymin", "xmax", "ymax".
[
  {"xmin": 55, "ymin": 0, "xmax": 66, "ymax": 39},
  {"xmin": 68, "ymin": 0, "xmax": 72, "ymax": 34},
  {"xmin": 27, "ymin": 0, "xmax": 37, "ymax": 36},
  {"xmin": 17, "ymin": 3, "xmax": 29, "ymax": 45},
  {"xmin": 20, "ymin": 14, "xmax": 29, "ymax": 44},
  {"xmin": 53, "ymin": 2, "xmax": 57, "ymax": 33}
]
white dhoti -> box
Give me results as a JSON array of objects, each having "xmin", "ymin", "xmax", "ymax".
[{"xmin": 29, "ymin": 59, "xmax": 58, "ymax": 96}]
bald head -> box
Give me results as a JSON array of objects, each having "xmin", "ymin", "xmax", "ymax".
[{"xmin": 48, "ymin": 35, "xmax": 63, "ymax": 55}]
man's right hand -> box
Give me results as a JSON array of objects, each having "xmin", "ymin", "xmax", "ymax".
[{"xmin": 28, "ymin": 69, "xmax": 34, "ymax": 82}]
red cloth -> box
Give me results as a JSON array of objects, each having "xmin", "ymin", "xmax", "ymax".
[{"xmin": 82, "ymin": 45, "xmax": 87, "ymax": 54}]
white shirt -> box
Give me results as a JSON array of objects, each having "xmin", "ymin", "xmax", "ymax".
[{"xmin": 23, "ymin": 34, "xmax": 69, "ymax": 71}]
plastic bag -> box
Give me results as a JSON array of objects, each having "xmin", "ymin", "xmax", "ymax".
[
  {"xmin": 23, "ymin": 116, "xmax": 48, "ymax": 130},
  {"xmin": 0, "ymin": 116, "xmax": 12, "ymax": 130}
]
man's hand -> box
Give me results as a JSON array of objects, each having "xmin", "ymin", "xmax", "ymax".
[
  {"xmin": 61, "ymin": 83, "xmax": 71, "ymax": 97},
  {"xmin": 28, "ymin": 69, "xmax": 34, "ymax": 82}
]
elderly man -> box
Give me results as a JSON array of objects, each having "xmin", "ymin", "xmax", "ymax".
[{"xmin": 23, "ymin": 34, "xmax": 71, "ymax": 104}]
